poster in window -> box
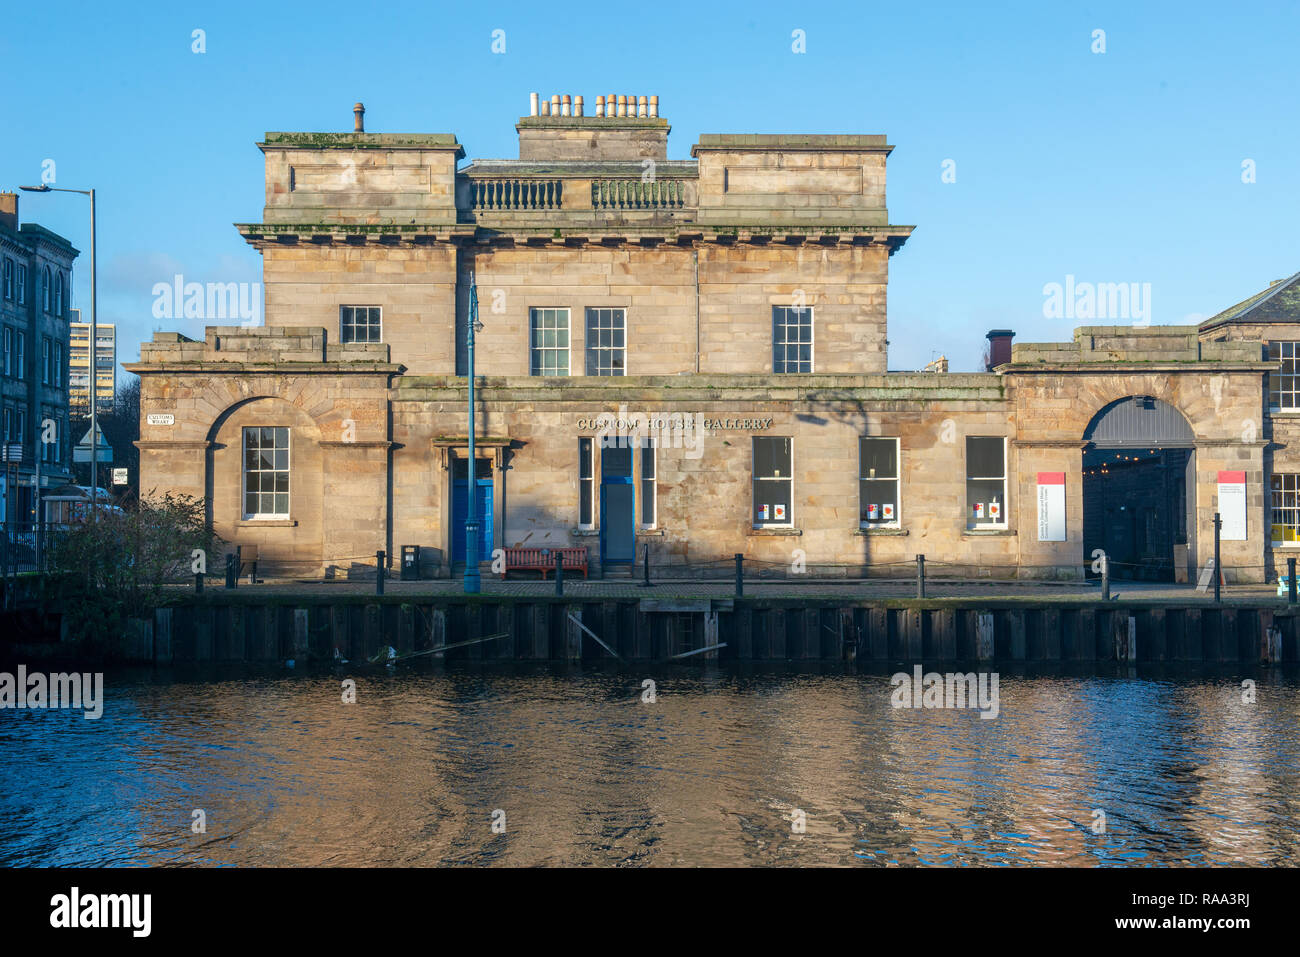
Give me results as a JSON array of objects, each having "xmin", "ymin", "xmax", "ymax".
[
  {"xmin": 988, "ymin": 501, "xmax": 1001, "ymax": 521},
  {"xmin": 773, "ymin": 504, "xmax": 786, "ymax": 521},
  {"xmin": 1217, "ymin": 470, "xmax": 1247, "ymax": 541},
  {"xmin": 759, "ymin": 504, "xmax": 770, "ymax": 521},
  {"xmin": 881, "ymin": 503, "xmax": 895, "ymax": 521},
  {"xmin": 973, "ymin": 503, "xmax": 984, "ymax": 519},
  {"xmin": 1036, "ymin": 472, "xmax": 1066, "ymax": 541},
  {"xmin": 867, "ymin": 503, "xmax": 879, "ymax": 521}
]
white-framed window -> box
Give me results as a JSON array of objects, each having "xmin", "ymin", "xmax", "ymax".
[
  {"xmin": 14, "ymin": 406, "xmax": 24, "ymax": 444},
  {"xmin": 578, "ymin": 436, "xmax": 594, "ymax": 529},
  {"xmin": 15, "ymin": 332, "xmax": 24, "ymax": 378},
  {"xmin": 41, "ymin": 337, "xmax": 50, "ymax": 385},
  {"xmin": 859, "ymin": 437, "xmax": 900, "ymax": 527},
  {"xmin": 2, "ymin": 328, "xmax": 11, "ymax": 377},
  {"xmin": 340, "ymin": 305, "xmax": 382, "ymax": 343},
  {"xmin": 640, "ymin": 439, "xmax": 656, "ymax": 528},
  {"xmin": 54, "ymin": 342, "xmax": 62, "ymax": 386},
  {"xmin": 2, "ymin": 406, "xmax": 10, "ymax": 441},
  {"xmin": 585, "ymin": 307, "xmax": 626, "ymax": 376},
  {"xmin": 1268, "ymin": 341, "xmax": 1300, "ymax": 411},
  {"xmin": 243, "ymin": 426, "xmax": 290, "ymax": 518},
  {"xmin": 54, "ymin": 270, "xmax": 64, "ymax": 316},
  {"xmin": 2, "ymin": 258, "xmax": 12, "ymax": 300},
  {"xmin": 966, "ymin": 436, "xmax": 1007, "ymax": 529},
  {"xmin": 773, "ymin": 305, "xmax": 813, "ymax": 373},
  {"xmin": 42, "ymin": 266, "xmax": 51, "ymax": 312},
  {"xmin": 753, "ymin": 436, "xmax": 793, "ymax": 526},
  {"xmin": 1271, "ymin": 473, "xmax": 1300, "ymax": 545},
  {"xmin": 530, "ymin": 307, "xmax": 570, "ymax": 375},
  {"xmin": 15, "ymin": 265, "xmax": 25, "ymax": 305}
]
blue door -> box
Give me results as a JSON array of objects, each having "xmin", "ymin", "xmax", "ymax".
[
  {"xmin": 452, "ymin": 459, "xmax": 494, "ymax": 564},
  {"xmin": 600, "ymin": 445, "xmax": 635, "ymax": 564}
]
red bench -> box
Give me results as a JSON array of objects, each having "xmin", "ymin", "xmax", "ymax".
[{"xmin": 501, "ymin": 546, "xmax": 588, "ymax": 580}]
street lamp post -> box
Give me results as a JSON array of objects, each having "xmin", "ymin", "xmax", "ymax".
[
  {"xmin": 463, "ymin": 274, "xmax": 482, "ymax": 594},
  {"xmin": 19, "ymin": 185, "xmax": 96, "ymax": 517}
]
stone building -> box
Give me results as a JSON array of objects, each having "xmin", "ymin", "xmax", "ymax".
[
  {"xmin": 0, "ymin": 192, "xmax": 76, "ymax": 525},
  {"xmin": 129, "ymin": 96, "xmax": 1276, "ymax": 582}
]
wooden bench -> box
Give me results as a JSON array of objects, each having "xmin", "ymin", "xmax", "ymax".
[{"xmin": 501, "ymin": 546, "xmax": 588, "ymax": 580}]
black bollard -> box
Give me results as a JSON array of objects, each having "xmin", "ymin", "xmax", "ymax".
[
  {"xmin": 195, "ymin": 571, "xmax": 204, "ymax": 595},
  {"xmin": 638, "ymin": 543, "xmax": 653, "ymax": 588},
  {"xmin": 1290, "ymin": 557, "xmax": 1297, "ymax": 605},
  {"xmin": 376, "ymin": 550, "xmax": 386, "ymax": 596},
  {"xmin": 225, "ymin": 552, "xmax": 237, "ymax": 589},
  {"xmin": 555, "ymin": 551, "xmax": 564, "ymax": 596},
  {"xmin": 735, "ymin": 553, "xmax": 744, "ymax": 597},
  {"xmin": 916, "ymin": 554, "xmax": 926, "ymax": 599},
  {"xmin": 1101, "ymin": 552, "xmax": 1110, "ymax": 602}
]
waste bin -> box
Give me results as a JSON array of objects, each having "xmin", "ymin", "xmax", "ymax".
[{"xmin": 400, "ymin": 545, "xmax": 421, "ymax": 581}]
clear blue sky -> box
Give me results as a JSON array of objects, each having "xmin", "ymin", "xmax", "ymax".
[{"xmin": 5, "ymin": 0, "xmax": 1297, "ymax": 374}]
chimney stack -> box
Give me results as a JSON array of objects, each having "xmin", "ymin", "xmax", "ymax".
[
  {"xmin": 0, "ymin": 192, "xmax": 17, "ymax": 232},
  {"xmin": 986, "ymin": 329, "xmax": 1015, "ymax": 370},
  {"xmin": 353, "ymin": 102, "xmax": 365, "ymax": 133}
]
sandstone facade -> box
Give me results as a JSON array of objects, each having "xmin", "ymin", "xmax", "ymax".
[{"xmin": 128, "ymin": 96, "xmax": 1283, "ymax": 582}]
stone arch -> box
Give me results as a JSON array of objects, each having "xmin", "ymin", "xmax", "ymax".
[
  {"xmin": 1082, "ymin": 395, "xmax": 1195, "ymax": 581},
  {"xmin": 205, "ymin": 395, "xmax": 324, "ymax": 572}
]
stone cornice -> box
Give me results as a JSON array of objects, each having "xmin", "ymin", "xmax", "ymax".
[
  {"xmin": 236, "ymin": 221, "xmax": 914, "ymax": 251},
  {"xmin": 1003, "ymin": 362, "xmax": 1274, "ymax": 375},
  {"xmin": 123, "ymin": 360, "xmax": 403, "ymax": 375}
]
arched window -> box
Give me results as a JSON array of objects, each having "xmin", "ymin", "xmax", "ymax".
[
  {"xmin": 55, "ymin": 271, "xmax": 64, "ymax": 315},
  {"xmin": 43, "ymin": 266, "xmax": 52, "ymax": 312}
]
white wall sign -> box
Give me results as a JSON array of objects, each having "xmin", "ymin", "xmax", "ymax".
[
  {"xmin": 146, "ymin": 413, "xmax": 175, "ymax": 426},
  {"xmin": 1217, "ymin": 470, "xmax": 1247, "ymax": 541},
  {"xmin": 1037, "ymin": 471, "xmax": 1066, "ymax": 541},
  {"xmin": 112, "ymin": 468, "xmax": 128, "ymax": 485}
]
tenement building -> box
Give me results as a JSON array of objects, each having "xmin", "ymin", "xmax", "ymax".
[
  {"xmin": 129, "ymin": 95, "xmax": 1278, "ymax": 582},
  {"xmin": 1, "ymin": 192, "xmax": 76, "ymax": 525}
]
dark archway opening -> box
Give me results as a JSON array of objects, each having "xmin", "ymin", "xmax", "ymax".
[{"xmin": 1082, "ymin": 396, "xmax": 1195, "ymax": 582}]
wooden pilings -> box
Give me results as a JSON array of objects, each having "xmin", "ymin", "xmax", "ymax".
[{"xmin": 144, "ymin": 597, "xmax": 1300, "ymax": 665}]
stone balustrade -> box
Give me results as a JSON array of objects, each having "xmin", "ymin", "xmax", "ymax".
[
  {"xmin": 469, "ymin": 178, "xmax": 564, "ymax": 210},
  {"xmin": 591, "ymin": 179, "xmax": 687, "ymax": 210}
]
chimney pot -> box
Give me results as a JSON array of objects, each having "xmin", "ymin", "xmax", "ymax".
[
  {"xmin": 574, "ymin": 95, "xmax": 584, "ymax": 117},
  {"xmin": 616, "ymin": 94, "xmax": 627, "ymax": 117},
  {"xmin": 551, "ymin": 94, "xmax": 561, "ymax": 115},
  {"xmin": 637, "ymin": 95, "xmax": 648, "ymax": 118},
  {"xmin": 529, "ymin": 92, "xmax": 539, "ymax": 116},
  {"xmin": 595, "ymin": 95, "xmax": 605, "ymax": 117},
  {"xmin": 353, "ymin": 102, "xmax": 365, "ymax": 133},
  {"xmin": 561, "ymin": 93, "xmax": 571, "ymax": 116},
  {"xmin": 649, "ymin": 95, "xmax": 659, "ymax": 118},
  {"xmin": 985, "ymin": 329, "xmax": 1015, "ymax": 370}
]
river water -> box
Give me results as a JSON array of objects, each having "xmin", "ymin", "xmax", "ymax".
[{"xmin": 1, "ymin": 664, "xmax": 1297, "ymax": 866}]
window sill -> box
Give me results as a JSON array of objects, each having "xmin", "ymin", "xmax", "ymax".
[
  {"xmin": 571, "ymin": 528, "xmax": 599, "ymax": 537},
  {"xmin": 963, "ymin": 527, "xmax": 1014, "ymax": 536},
  {"xmin": 855, "ymin": 527, "xmax": 908, "ymax": 536},
  {"xmin": 748, "ymin": 526, "xmax": 802, "ymax": 536},
  {"xmin": 237, "ymin": 519, "xmax": 297, "ymax": 528},
  {"xmin": 1270, "ymin": 542, "xmax": 1300, "ymax": 548},
  {"xmin": 636, "ymin": 528, "xmax": 665, "ymax": 536}
]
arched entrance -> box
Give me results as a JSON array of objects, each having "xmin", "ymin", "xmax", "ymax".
[{"xmin": 1082, "ymin": 396, "xmax": 1195, "ymax": 581}]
